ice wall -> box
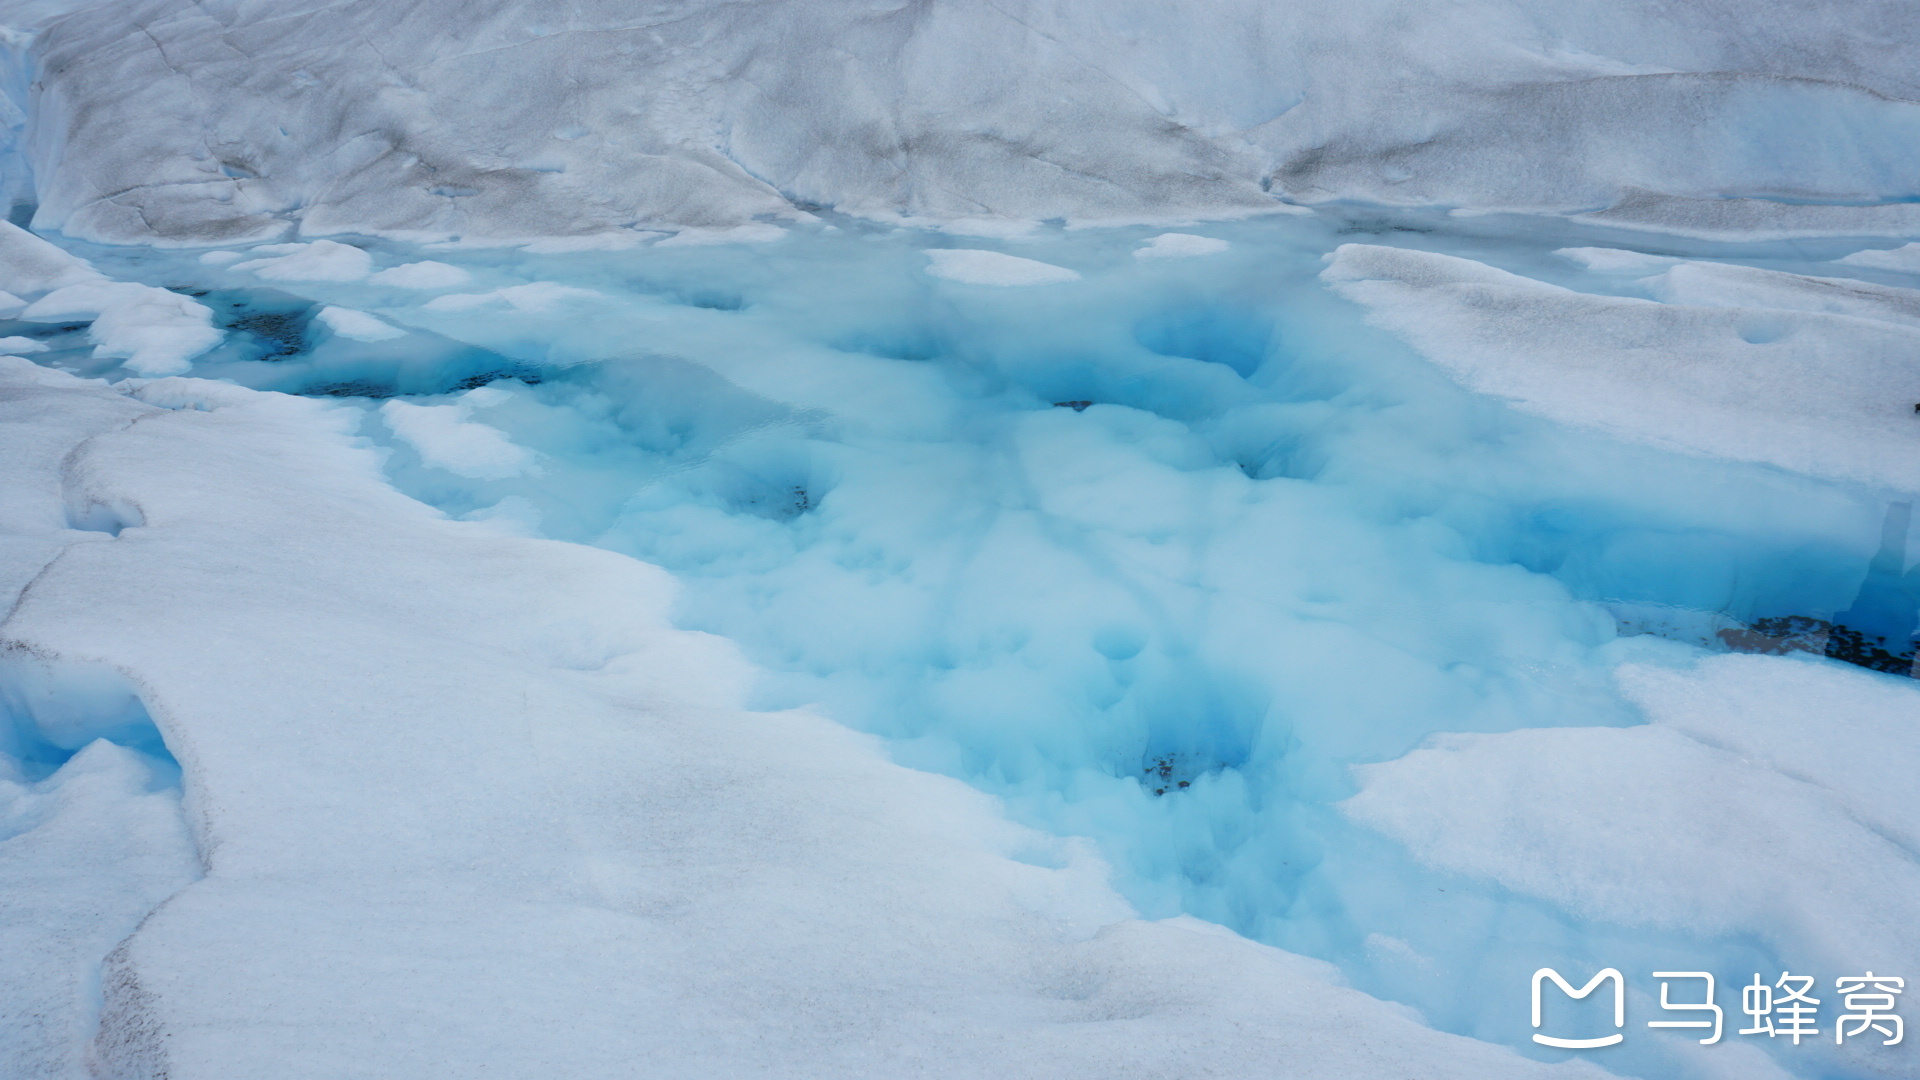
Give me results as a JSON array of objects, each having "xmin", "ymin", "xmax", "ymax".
[{"xmin": 6, "ymin": 0, "xmax": 1920, "ymax": 244}]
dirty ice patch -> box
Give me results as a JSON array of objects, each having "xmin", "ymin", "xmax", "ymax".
[
  {"xmin": 20, "ymin": 281, "xmax": 223, "ymax": 377},
  {"xmin": 925, "ymin": 248, "xmax": 1080, "ymax": 286},
  {"xmin": 380, "ymin": 398, "xmax": 536, "ymax": 479},
  {"xmin": 231, "ymin": 240, "xmax": 373, "ymax": 282},
  {"xmin": 313, "ymin": 306, "xmax": 405, "ymax": 342},
  {"xmin": 368, "ymin": 261, "xmax": 471, "ymax": 289},
  {"xmin": 1134, "ymin": 233, "xmax": 1230, "ymax": 259}
]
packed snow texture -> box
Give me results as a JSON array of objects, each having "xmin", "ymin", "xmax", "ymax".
[
  {"xmin": 1322, "ymin": 243, "xmax": 1920, "ymax": 490},
  {"xmin": 6, "ymin": 0, "xmax": 1920, "ymax": 243}
]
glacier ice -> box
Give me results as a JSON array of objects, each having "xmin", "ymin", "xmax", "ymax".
[
  {"xmin": 0, "ymin": 207, "xmax": 1901, "ymax": 1078},
  {"xmin": 10, "ymin": 0, "xmax": 1920, "ymax": 244},
  {"xmin": 0, "ymin": 358, "xmax": 1626, "ymax": 1080},
  {"xmin": 2, "ymin": 1, "xmax": 1920, "ymax": 1063}
]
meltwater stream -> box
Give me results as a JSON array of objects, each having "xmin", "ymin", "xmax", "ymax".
[{"xmin": 24, "ymin": 212, "xmax": 1920, "ymax": 1080}]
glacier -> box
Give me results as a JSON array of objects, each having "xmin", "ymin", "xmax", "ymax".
[{"xmin": 0, "ymin": 1, "xmax": 1918, "ymax": 1079}]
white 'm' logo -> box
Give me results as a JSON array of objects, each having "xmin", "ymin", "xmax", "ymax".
[{"xmin": 1532, "ymin": 967, "xmax": 1625, "ymax": 1048}]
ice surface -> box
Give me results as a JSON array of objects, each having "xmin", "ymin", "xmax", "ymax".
[
  {"xmin": 312, "ymin": 305, "xmax": 403, "ymax": 342},
  {"xmin": 1323, "ymin": 242, "xmax": 1920, "ymax": 490},
  {"xmin": 10, "ymin": 1, "xmax": 1920, "ymax": 243},
  {"xmin": 0, "ymin": 361, "xmax": 1618, "ymax": 1080},
  {"xmin": 925, "ymin": 249, "xmax": 1082, "ymax": 286},
  {"xmin": 368, "ymin": 260, "xmax": 471, "ymax": 290},
  {"xmin": 1839, "ymin": 243, "xmax": 1920, "ymax": 273},
  {"xmin": 230, "ymin": 239, "xmax": 373, "ymax": 282},
  {"xmin": 379, "ymin": 397, "xmax": 536, "ymax": 479},
  {"xmin": 1135, "ymin": 233, "xmax": 1231, "ymax": 259},
  {"xmin": 5, "ymin": 197, "xmax": 1920, "ymax": 1079},
  {"xmin": 20, "ymin": 281, "xmax": 223, "ymax": 377},
  {"xmin": 1345, "ymin": 651, "xmax": 1920, "ymax": 1078}
]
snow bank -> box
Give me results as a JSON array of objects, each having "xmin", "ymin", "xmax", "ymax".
[
  {"xmin": 0, "ymin": 363, "xmax": 1615, "ymax": 1079},
  {"xmin": 1839, "ymin": 243, "xmax": 1920, "ymax": 273},
  {"xmin": 1322, "ymin": 243, "xmax": 1920, "ymax": 490},
  {"xmin": 1345, "ymin": 651, "xmax": 1920, "ymax": 1076},
  {"xmin": 15, "ymin": 0, "xmax": 1920, "ymax": 243},
  {"xmin": 0, "ymin": 220, "xmax": 103, "ymax": 294}
]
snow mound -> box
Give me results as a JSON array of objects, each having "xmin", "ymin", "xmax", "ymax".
[
  {"xmin": 368, "ymin": 261, "xmax": 471, "ymax": 289},
  {"xmin": 380, "ymin": 399, "xmax": 535, "ymax": 479},
  {"xmin": 0, "ymin": 220, "xmax": 104, "ymax": 295},
  {"xmin": 313, "ymin": 306, "xmax": 405, "ymax": 342},
  {"xmin": 1839, "ymin": 243, "xmax": 1920, "ymax": 273},
  {"xmin": 926, "ymin": 249, "xmax": 1082, "ymax": 286},
  {"xmin": 230, "ymin": 240, "xmax": 373, "ymax": 282},
  {"xmin": 1344, "ymin": 652, "xmax": 1920, "ymax": 1077},
  {"xmin": 20, "ymin": 280, "xmax": 223, "ymax": 377}
]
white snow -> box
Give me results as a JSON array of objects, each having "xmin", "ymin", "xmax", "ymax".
[
  {"xmin": 312, "ymin": 306, "xmax": 405, "ymax": 342},
  {"xmin": 0, "ymin": 335, "xmax": 48, "ymax": 354},
  {"xmin": 1647, "ymin": 260, "xmax": 1920, "ymax": 332},
  {"xmin": 195, "ymin": 250, "xmax": 242, "ymax": 266},
  {"xmin": 0, "ymin": 362, "xmax": 1617, "ymax": 1080},
  {"xmin": 1134, "ymin": 233, "xmax": 1231, "ymax": 259},
  {"xmin": 368, "ymin": 260, "xmax": 472, "ymax": 289},
  {"xmin": 1322, "ymin": 243, "xmax": 1920, "ymax": 491},
  {"xmin": 20, "ymin": 280, "xmax": 223, "ymax": 377},
  {"xmin": 230, "ymin": 240, "xmax": 373, "ymax": 282},
  {"xmin": 926, "ymin": 249, "xmax": 1082, "ymax": 286},
  {"xmin": 18, "ymin": 1, "xmax": 1920, "ymax": 243},
  {"xmin": 0, "ymin": 220, "xmax": 105, "ymax": 295},
  {"xmin": 379, "ymin": 399, "xmax": 536, "ymax": 479},
  {"xmin": 1839, "ymin": 243, "xmax": 1920, "ymax": 273},
  {"xmin": 1344, "ymin": 649, "xmax": 1920, "ymax": 1078}
]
